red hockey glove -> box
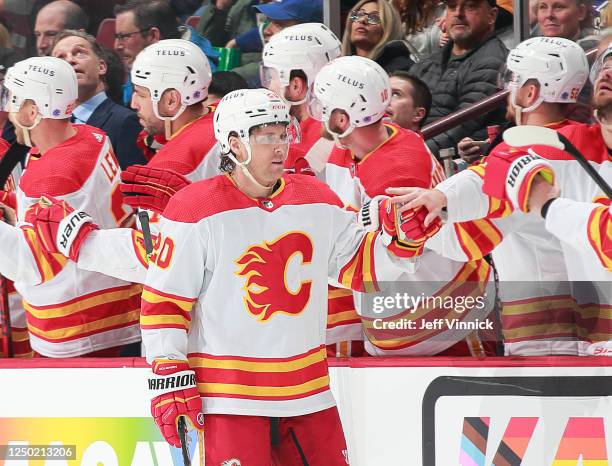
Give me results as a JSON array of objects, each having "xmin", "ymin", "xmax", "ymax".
[
  {"xmin": 359, "ymin": 195, "xmax": 441, "ymax": 258},
  {"xmin": 482, "ymin": 150, "xmax": 555, "ymax": 213},
  {"xmin": 0, "ymin": 190, "xmax": 16, "ymax": 210},
  {"xmin": 25, "ymin": 195, "xmax": 98, "ymax": 261},
  {"xmin": 149, "ymin": 360, "xmax": 204, "ymax": 447},
  {"xmin": 120, "ymin": 165, "xmax": 191, "ymax": 214},
  {"xmin": 136, "ymin": 130, "xmax": 166, "ymax": 161}
]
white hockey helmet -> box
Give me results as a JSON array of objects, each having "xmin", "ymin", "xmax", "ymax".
[
  {"xmin": 261, "ymin": 22, "xmax": 342, "ymax": 105},
  {"xmin": 501, "ymin": 36, "xmax": 588, "ymax": 119},
  {"xmin": 590, "ymin": 44, "xmax": 612, "ymax": 85},
  {"xmin": 131, "ymin": 39, "xmax": 212, "ymax": 121},
  {"xmin": 214, "ymin": 88, "xmax": 297, "ymax": 187},
  {"xmin": 4, "ymin": 56, "xmax": 77, "ymax": 119},
  {"xmin": 310, "ymin": 55, "xmax": 391, "ymax": 139}
]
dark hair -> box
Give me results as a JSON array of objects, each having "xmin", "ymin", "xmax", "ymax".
[
  {"xmin": 390, "ymin": 70, "xmax": 432, "ymax": 125},
  {"xmin": 100, "ymin": 47, "xmax": 127, "ymax": 105},
  {"xmin": 208, "ymin": 71, "xmax": 249, "ymax": 99},
  {"xmin": 219, "ymin": 154, "xmax": 236, "ymax": 173},
  {"xmin": 114, "ymin": 0, "xmax": 180, "ymax": 40},
  {"xmin": 53, "ymin": 30, "xmax": 126, "ymax": 104},
  {"xmin": 393, "ymin": 0, "xmax": 440, "ymax": 35},
  {"xmin": 62, "ymin": 2, "xmax": 89, "ymax": 31}
]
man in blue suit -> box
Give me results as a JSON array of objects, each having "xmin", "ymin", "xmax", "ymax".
[{"xmin": 51, "ymin": 29, "xmax": 146, "ymax": 169}]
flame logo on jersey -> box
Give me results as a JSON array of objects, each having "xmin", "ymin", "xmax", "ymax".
[{"xmin": 235, "ymin": 231, "xmax": 313, "ymax": 322}]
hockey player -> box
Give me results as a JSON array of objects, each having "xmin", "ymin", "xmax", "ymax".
[
  {"xmin": 125, "ymin": 39, "xmax": 216, "ymax": 183},
  {"xmin": 392, "ymin": 37, "xmax": 609, "ymax": 356},
  {"xmin": 526, "ymin": 175, "xmax": 610, "ymax": 273},
  {"xmin": 32, "ymin": 88, "xmax": 439, "ymax": 464},
  {"xmin": 310, "ymin": 55, "xmax": 497, "ymax": 357},
  {"xmin": 0, "ymin": 139, "xmax": 33, "ymax": 358},
  {"xmin": 0, "ymin": 56, "xmax": 141, "ymax": 357},
  {"xmin": 261, "ymin": 22, "xmax": 341, "ymax": 174}
]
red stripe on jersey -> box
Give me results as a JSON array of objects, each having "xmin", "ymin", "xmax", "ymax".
[{"xmin": 192, "ymin": 358, "xmax": 328, "ymax": 388}]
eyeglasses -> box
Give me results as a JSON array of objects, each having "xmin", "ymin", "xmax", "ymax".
[
  {"xmin": 114, "ymin": 28, "xmax": 151, "ymax": 42},
  {"xmin": 349, "ymin": 10, "xmax": 382, "ymax": 25}
]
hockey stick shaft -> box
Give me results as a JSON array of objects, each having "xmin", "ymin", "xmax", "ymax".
[
  {"xmin": 0, "ymin": 210, "xmax": 12, "ymax": 357},
  {"xmin": 178, "ymin": 416, "xmax": 191, "ymax": 466},
  {"xmin": 558, "ymin": 133, "xmax": 612, "ymax": 199},
  {"xmin": 138, "ymin": 210, "xmax": 154, "ymax": 257}
]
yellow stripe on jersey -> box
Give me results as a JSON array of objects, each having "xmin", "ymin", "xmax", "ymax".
[
  {"xmin": 27, "ymin": 309, "xmax": 140, "ymax": 340},
  {"xmin": 25, "ymin": 286, "xmax": 142, "ymax": 319},
  {"xmin": 140, "ymin": 314, "xmax": 190, "ymax": 329},
  {"xmin": 587, "ymin": 206, "xmax": 612, "ymax": 271},
  {"xmin": 328, "ymin": 288, "xmax": 353, "ymax": 299},
  {"xmin": 142, "ymin": 288, "xmax": 195, "ymax": 312},
  {"xmin": 21, "ymin": 226, "xmax": 67, "ymax": 284},
  {"xmin": 199, "ymin": 375, "xmax": 330, "ymax": 398},
  {"xmin": 189, "ymin": 347, "xmax": 326, "ymax": 373},
  {"xmin": 502, "ymin": 296, "xmax": 577, "ymax": 316},
  {"xmin": 327, "ymin": 310, "xmax": 359, "ymax": 326},
  {"xmin": 361, "ymin": 232, "xmax": 376, "ymax": 292}
]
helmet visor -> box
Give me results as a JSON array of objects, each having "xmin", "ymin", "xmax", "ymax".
[
  {"xmin": 249, "ymin": 118, "xmax": 301, "ymax": 146},
  {"xmin": 590, "ymin": 48, "xmax": 612, "ymax": 85},
  {"xmin": 498, "ymin": 64, "xmax": 520, "ymax": 92}
]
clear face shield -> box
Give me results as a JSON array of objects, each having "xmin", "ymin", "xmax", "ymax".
[
  {"xmin": 590, "ymin": 49, "xmax": 612, "ymax": 86},
  {"xmin": 497, "ymin": 65, "xmax": 541, "ymax": 125},
  {"xmin": 259, "ymin": 64, "xmax": 308, "ymax": 106}
]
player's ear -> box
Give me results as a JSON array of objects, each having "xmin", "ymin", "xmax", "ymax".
[
  {"xmin": 289, "ymin": 75, "xmax": 307, "ymax": 101},
  {"xmin": 413, "ymin": 107, "xmax": 427, "ymax": 126},
  {"xmin": 330, "ymin": 109, "xmax": 350, "ymax": 133},
  {"xmin": 229, "ymin": 135, "xmax": 245, "ymax": 162}
]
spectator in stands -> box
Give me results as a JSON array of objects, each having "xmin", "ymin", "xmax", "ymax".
[
  {"xmin": 386, "ymin": 71, "xmax": 431, "ymax": 131},
  {"xmin": 410, "ymin": 0, "xmax": 508, "ymax": 157},
  {"xmin": 342, "ymin": 0, "xmax": 413, "ymax": 73},
  {"xmin": 114, "ymin": 0, "xmax": 217, "ymax": 105},
  {"xmin": 205, "ymin": 70, "xmax": 248, "ymax": 104},
  {"xmin": 392, "ymin": 0, "xmax": 445, "ymax": 60},
  {"xmin": 34, "ymin": 0, "xmax": 88, "ymax": 56},
  {"xmin": 537, "ymin": 0, "xmax": 597, "ymax": 49},
  {"xmin": 198, "ymin": 0, "xmax": 258, "ymax": 48},
  {"xmin": 52, "ymin": 30, "xmax": 146, "ymax": 169},
  {"xmin": 228, "ymin": 0, "xmax": 323, "ymax": 86}
]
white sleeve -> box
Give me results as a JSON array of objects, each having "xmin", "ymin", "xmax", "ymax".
[
  {"xmin": 328, "ymin": 206, "xmax": 417, "ymax": 290},
  {"xmin": 77, "ymin": 228, "xmax": 149, "ymax": 284},
  {"xmin": 0, "ymin": 221, "xmax": 42, "ymax": 285},
  {"xmin": 141, "ymin": 216, "xmax": 207, "ymax": 363},
  {"xmin": 435, "ymin": 169, "xmax": 491, "ymax": 222}
]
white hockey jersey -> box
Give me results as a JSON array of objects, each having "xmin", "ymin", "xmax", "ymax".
[
  {"xmin": 142, "ymin": 173, "xmax": 414, "ymax": 417},
  {"xmin": 324, "ymin": 124, "xmax": 494, "ymax": 356},
  {"xmin": 546, "ymin": 198, "xmax": 611, "ymax": 272},
  {"xmin": 430, "ymin": 122, "xmax": 611, "ymax": 356},
  {"xmin": 0, "ymin": 125, "xmax": 142, "ymax": 357}
]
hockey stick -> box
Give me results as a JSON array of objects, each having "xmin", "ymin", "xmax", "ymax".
[
  {"xmin": 177, "ymin": 416, "xmax": 191, "ymax": 466},
  {"xmin": 0, "ymin": 143, "xmax": 28, "ymax": 188},
  {"xmin": 0, "ymin": 209, "xmax": 12, "ymax": 358},
  {"xmin": 503, "ymin": 125, "xmax": 612, "ymax": 199},
  {"xmin": 138, "ymin": 210, "xmax": 154, "ymax": 257}
]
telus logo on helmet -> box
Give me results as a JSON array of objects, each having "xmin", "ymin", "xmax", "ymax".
[
  {"xmin": 285, "ymin": 34, "xmax": 314, "ymax": 41},
  {"xmin": 336, "ymin": 73, "xmax": 365, "ymax": 89},
  {"xmin": 156, "ymin": 49, "xmax": 186, "ymax": 56},
  {"xmin": 27, "ymin": 65, "xmax": 55, "ymax": 77}
]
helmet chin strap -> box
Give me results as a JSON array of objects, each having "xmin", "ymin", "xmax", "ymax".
[
  {"xmin": 511, "ymin": 87, "xmax": 543, "ymax": 126},
  {"xmin": 12, "ymin": 113, "xmax": 42, "ymax": 147},
  {"xmin": 152, "ymin": 101, "xmax": 187, "ymax": 140},
  {"xmin": 324, "ymin": 119, "xmax": 354, "ymax": 149},
  {"xmin": 281, "ymin": 84, "xmax": 308, "ymax": 106},
  {"xmin": 227, "ymin": 140, "xmax": 277, "ymax": 191}
]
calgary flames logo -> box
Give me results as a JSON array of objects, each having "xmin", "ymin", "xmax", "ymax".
[{"xmin": 235, "ymin": 231, "xmax": 313, "ymax": 322}]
